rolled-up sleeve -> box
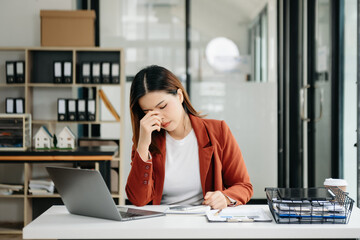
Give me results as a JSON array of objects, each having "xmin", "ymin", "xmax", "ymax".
[
  {"xmin": 125, "ymin": 146, "xmax": 155, "ymax": 206},
  {"xmin": 219, "ymin": 121, "xmax": 253, "ymax": 205}
]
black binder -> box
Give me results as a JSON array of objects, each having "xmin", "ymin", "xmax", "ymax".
[
  {"xmin": 5, "ymin": 98, "xmax": 15, "ymax": 113},
  {"xmin": 63, "ymin": 61, "xmax": 72, "ymax": 84},
  {"xmin": 57, "ymin": 99, "xmax": 67, "ymax": 121},
  {"xmin": 92, "ymin": 62, "xmax": 101, "ymax": 83},
  {"xmin": 87, "ymin": 99, "xmax": 96, "ymax": 121},
  {"xmin": 67, "ymin": 99, "xmax": 77, "ymax": 121},
  {"xmin": 15, "ymin": 98, "xmax": 24, "ymax": 114},
  {"xmin": 101, "ymin": 62, "xmax": 111, "ymax": 84},
  {"xmin": 111, "ymin": 62, "xmax": 120, "ymax": 84},
  {"xmin": 277, "ymin": 188, "xmax": 335, "ymax": 201},
  {"xmin": 77, "ymin": 99, "xmax": 87, "ymax": 121},
  {"xmin": 5, "ymin": 61, "xmax": 15, "ymax": 84},
  {"xmin": 81, "ymin": 62, "xmax": 91, "ymax": 83},
  {"xmin": 53, "ymin": 61, "xmax": 63, "ymax": 84},
  {"xmin": 15, "ymin": 61, "xmax": 25, "ymax": 83}
]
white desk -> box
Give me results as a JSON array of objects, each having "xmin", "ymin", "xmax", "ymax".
[{"xmin": 23, "ymin": 205, "xmax": 360, "ymax": 239}]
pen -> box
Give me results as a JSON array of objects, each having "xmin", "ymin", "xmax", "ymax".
[
  {"xmin": 181, "ymin": 205, "xmax": 206, "ymax": 211},
  {"xmin": 169, "ymin": 205, "xmax": 207, "ymax": 211},
  {"xmin": 214, "ymin": 209, "xmax": 222, "ymax": 216}
]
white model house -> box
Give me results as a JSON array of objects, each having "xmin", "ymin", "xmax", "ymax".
[
  {"xmin": 33, "ymin": 126, "xmax": 53, "ymax": 149},
  {"xmin": 57, "ymin": 126, "xmax": 76, "ymax": 149}
]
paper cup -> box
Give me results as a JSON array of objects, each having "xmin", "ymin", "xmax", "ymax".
[{"xmin": 323, "ymin": 178, "xmax": 347, "ymax": 192}]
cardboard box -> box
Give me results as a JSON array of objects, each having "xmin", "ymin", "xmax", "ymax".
[{"xmin": 40, "ymin": 10, "xmax": 96, "ymax": 47}]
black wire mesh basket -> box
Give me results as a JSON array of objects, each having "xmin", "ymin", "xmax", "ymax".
[{"xmin": 265, "ymin": 187, "xmax": 354, "ymax": 224}]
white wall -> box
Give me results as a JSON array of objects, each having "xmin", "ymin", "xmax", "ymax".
[
  {"xmin": 343, "ymin": 0, "xmax": 357, "ymax": 202},
  {"xmin": 0, "ymin": 0, "xmax": 75, "ymax": 47},
  {"xmin": 0, "ymin": 0, "xmax": 75, "ymax": 222}
]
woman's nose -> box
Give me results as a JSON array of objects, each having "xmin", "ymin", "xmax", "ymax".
[{"xmin": 153, "ymin": 110, "xmax": 163, "ymax": 120}]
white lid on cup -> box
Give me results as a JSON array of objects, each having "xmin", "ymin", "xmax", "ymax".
[{"xmin": 323, "ymin": 178, "xmax": 347, "ymax": 186}]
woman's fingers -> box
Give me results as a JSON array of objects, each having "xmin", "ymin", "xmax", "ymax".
[
  {"xmin": 141, "ymin": 117, "xmax": 161, "ymax": 132},
  {"xmin": 138, "ymin": 111, "xmax": 162, "ymax": 148},
  {"xmin": 141, "ymin": 111, "xmax": 161, "ymax": 127},
  {"xmin": 203, "ymin": 191, "xmax": 227, "ymax": 210},
  {"xmin": 142, "ymin": 110, "xmax": 161, "ymax": 121}
]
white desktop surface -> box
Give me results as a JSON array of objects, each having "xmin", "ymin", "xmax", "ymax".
[{"xmin": 23, "ymin": 205, "xmax": 360, "ymax": 239}]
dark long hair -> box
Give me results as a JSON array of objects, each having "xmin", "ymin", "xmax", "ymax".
[{"xmin": 130, "ymin": 65, "xmax": 201, "ymax": 155}]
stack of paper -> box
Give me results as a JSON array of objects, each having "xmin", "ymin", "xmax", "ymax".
[
  {"xmin": 165, "ymin": 205, "xmax": 211, "ymax": 214},
  {"xmin": 29, "ymin": 179, "xmax": 55, "ymax": 195},
  {"xmin": 0, "ymin": 183, "xmax": 24, "ymax": 195},
  {"xmin": 206, "ymin": 207, "xmax": 272, "ymax": 222},
  {"xmin": 272, "ymin": 201, "xmax": 346, "ymax": 219}
]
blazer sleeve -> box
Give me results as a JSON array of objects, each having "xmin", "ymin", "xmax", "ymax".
[
  {"xmin": 219, "ymin": 121, "xmax": 254, "ymax": 205},
  {"xmin": 125, "ymin": 145, "xmax": 155, "ymax": 206}
]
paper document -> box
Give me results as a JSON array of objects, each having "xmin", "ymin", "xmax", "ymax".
[
  {"xmin": 165, "ymin": 205, "xmax": 211, "ymax": 214},
  {"xmin": 206, "ymin": 207, "xmax": 272, "ymax": 222}
]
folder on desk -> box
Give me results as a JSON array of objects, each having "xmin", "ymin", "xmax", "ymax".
[
  {"xmin": 277, "ymin": 188, "xmax": 335, "ymax": 201},
  {"xmin": 81, "ymin": 62, "xmax": 91, "ymax": 83},
  {"xmin": 206, "ymin": 207, "xmax": 272, "ymax": 222},
  {"xmin": 165, "ymin": 205, "xmax": 210, "ymax": 214},
  {"xmin": 111, "ymin": 62, "xmax": 120, "ymax": 84},
  {"xmin": 15, "ymin": 61, "xmax": 25, "ymax": 83},
  {"xmin": 6, "ymin": 61, "xmax": 15, "ymax": 84},
  {"xmin": 15, "ymin": 98, "xmax": 24, "ymax": 114},
  {"xmin": 57, "ymin": 99, "xmax": 67, "ymax": 121},
  {"xmin": 77, "ymin": 99, "xmax": 86, "ymax": 121},
  {"xmin": 101, "ymin": 62, "xmax": 111, "ymax": 84},
  {"xmin": 63, "ymin": 61, "xmax": 72, "ymax": 84},
  {"xmin": 53, "ymin": 62, "xmax": 63, "ymax": 84},
  {"xmin": 67, "ymin": 99, "xmax": 77, "ymax": 121},
  {"xmin": 87, "ymin": 99, "xmax": 96, "ymax": 121},
  {"xmin": 92, "ymin": 62, "xmax": 101, "ymax": 84},
  {"xmin": 5, "ymin": 98, "xmax": 15, "ymax": 113}
]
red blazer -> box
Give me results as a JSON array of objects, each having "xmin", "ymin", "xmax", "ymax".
[{"xmin": 126, "ymin": 114, "xmax": 253, "ymax": 206}]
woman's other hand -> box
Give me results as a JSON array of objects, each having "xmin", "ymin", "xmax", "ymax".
[{"xmin": 202, "ymin": 191, "xmax": 230, "ymax": 210}]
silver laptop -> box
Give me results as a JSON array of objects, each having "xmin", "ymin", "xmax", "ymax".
[{"xmin": 46, "ymin": 166, "xmax": 165, "ymax": 221}]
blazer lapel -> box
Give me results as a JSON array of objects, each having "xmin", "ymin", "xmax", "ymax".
[{"xmin": 189, "ymin": 114, "xmax": 214, "ymax": 196}]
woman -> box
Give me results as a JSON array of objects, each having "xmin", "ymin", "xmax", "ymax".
[{"xmin": 126, "ymin": 65, "xmax": 253, "ymax": 210}]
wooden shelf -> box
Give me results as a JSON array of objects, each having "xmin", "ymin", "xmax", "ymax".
[
  {"xmin": 0, "ymin": 83, "xmax": 25, "ymax": 87},
  {"xmin": 0, "ymin": 228, "xmax": 22, "ymax": 235},
  {"xmin": 0, "ymin": 47, "xmax": 125, "ymax": 234},
  {"xmin": 0, "ymin": 222, "xmax": 23, "ymax": 234},
  {"xmin": 32, "ymin": 120, "xmax": 120, "ymax": 124},
  {"xmin": 26, "ymin": 193, "xmax": 120, "ymax": 199},
  {"xmin": 27, "ymin": 83, "xmax": 121, "ymax": 87},
  {"xmin": 0, "ymin": 194, "xmax": 25, "ymax": 198},
  {"xmin": 27, "ymin": 194, "xmax": 61, "ymax": 198},
  {"xmin": 28, "ymin": 83, "xmax": 73, "ymax": 87}
]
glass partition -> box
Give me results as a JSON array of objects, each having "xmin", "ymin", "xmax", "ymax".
[
  {"xmin": 100, "ymin": 0, "xmax": 186, "ymax": 77},
  {"xmin": 100, "ymin": 0, "xmax": 277, "ymax": 200},
  {"xmin": 100, "ymin": 0, "xmax": 186, "ymax": 198},
  {"xmin": 190, "ymin": 0, "xmax": 277, "ymax": 199},
  {"xmin": 342, "ymin": 0, "xmax": 357, "ymax": 204}
]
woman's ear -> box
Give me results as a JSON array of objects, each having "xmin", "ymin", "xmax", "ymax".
[{"xmin": 177, "ymin": 89, "xmax": 184, "ymax": 103}]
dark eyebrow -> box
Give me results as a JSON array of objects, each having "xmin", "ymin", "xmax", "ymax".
[{"xmin": 143, "ymin": 100, "xmax": 165, "ymax": 112}]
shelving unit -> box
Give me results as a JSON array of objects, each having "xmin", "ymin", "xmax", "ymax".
[{"xmin": 0, "ymin": 47, "xmax": 125, "ymax": 234}]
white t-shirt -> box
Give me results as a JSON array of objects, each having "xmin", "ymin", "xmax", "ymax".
[{"xmin": 160, "ymin": 129, "xmax": 203, "ymax": 205}]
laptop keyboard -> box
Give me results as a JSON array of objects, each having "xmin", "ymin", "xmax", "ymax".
[{"xmin": 119, "ymin": 211, "xmax": 142, "ymax": 218}]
